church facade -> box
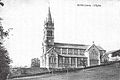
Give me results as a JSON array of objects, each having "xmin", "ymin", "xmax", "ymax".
[{"xmin": 40, "ymin": 7, "xmax": 106, "ymax": 69}]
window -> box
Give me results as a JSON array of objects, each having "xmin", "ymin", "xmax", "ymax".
[
  {"xmin": 90, "ymin": 49, "xmax": 98, "ymax": 60},
  {"xmin": 68, "ymin": 48, "xmax": 73, "ymax": 55},
  {"xmin": 64, "ymin": 57, "xmax": 69, "ymax": 64},
  {"xmin": 74, "ymin": 49, "xmax": 78, "ymax": 55},
  {"xmin": 71, "ymin": 58, "xmax": 76, "ymax": 66},
  {"xmin": 62, "ymin": 48, "xmax": 67, "ymax": 54},
  {"xmin": 49, "ymin": 57, "xmax": 56, "ymax": 64},
  {"xmin": 71, "ymin": 57, "xmax": 87, "ymax": 67},
  {"xmin": 83, "ymin": 58, "xmax": 87, "ymax": 66},
  {"xmin": 47, "ymin": 31, "xmax": 52, "ymax": 36},
  {"xmin": 79, "ymin": 49, "xmax": 85, "ymax": 55},
  {"xmin": 80, "ymin": 58, "xmax": 83, "ymax": 66},
  {"xmin": 77, "ymin": 58, "xmax": 81, "ymax": 66},
  {"xmin": 59, "ymin": 57, "xmax": 63, "ymax": 64},
  {"xmin": 77, "ymin": 57, "xmax": 86, "ymax": 66},
  {"xmin": 63, "ymin": 57, "xmax": 69, "ymax": 67}
]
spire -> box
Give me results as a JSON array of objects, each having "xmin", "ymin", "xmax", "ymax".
[
  {"xmin": 44, "ymin": 6, "xmax": 54, "ymax": 27},
  {"xmin": 47, "ymin": 7, "xmax": 52, "ymax": 22}
]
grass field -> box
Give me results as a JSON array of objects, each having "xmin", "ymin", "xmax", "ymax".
[{"xmin": 8, "ymin": 63, "xmax": 120, "ymax": 80}]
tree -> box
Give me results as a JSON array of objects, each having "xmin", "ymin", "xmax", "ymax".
[
  {"xmin": 31, "ymin": 58, "xmax": 40, "ymax": 68},
  {"xmin": 0, "ymin": 45, "xmax": 11, "ymax": 80},
  {"xmin": 0, "ymin": 25, "xmax": 11, "ymax": 80},
  {"xmin": 0, "ymin": 22, "xmax": 11, "ymax": 80},
  {"xmin": 0, "ymin": 1, "xmax": 12, "ymax": 79}
]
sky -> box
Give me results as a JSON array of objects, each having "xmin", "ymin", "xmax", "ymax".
[{"xmin": 0, "ymin": 0, "xmax": 120, "ymax": 67}]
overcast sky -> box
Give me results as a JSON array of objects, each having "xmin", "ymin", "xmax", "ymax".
[{"xmin": 0, "ymin": 0, "xmax": 120, "ymax": 67}]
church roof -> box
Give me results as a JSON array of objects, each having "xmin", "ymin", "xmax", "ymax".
[
  {"xmin": 58, "ymin": 54, "xmax": 86, "ymax": 57},
  {"xmin": 54, "ymin": 42, "xmax": 89, "ymax": 49},
  {"xmin": 97, "ymin": 46, "xmax": 105, "ymax": 51},
  {"xmin": 54, "ymin": 42, "xmax": 105, "ymax": 50}
]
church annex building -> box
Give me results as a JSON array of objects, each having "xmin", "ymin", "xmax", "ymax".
[{"xmin": 41, "ymin": 7, "xmax": 106, "ymax": 69}]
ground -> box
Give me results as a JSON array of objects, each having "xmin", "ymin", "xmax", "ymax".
[{"xmin": 8, "ymin": 63, "xmax": 120, "ymax": 80}]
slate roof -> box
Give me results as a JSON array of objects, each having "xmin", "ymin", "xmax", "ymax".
[
  {"xmin": 54, "ymin": 42, "xmax": 89, "ymax": 49},
  {"xmin": 102, "ymin": 50, "xmax": 119, "ymax": 58},
  {"xmin": 54, "ymin": 42, "xmax": 105, "ymax": 50},
  {"xmin": 106, "ymin": 50, "xmax": 118, "ymax": 54},
  {"xmin": 59, "ymin": 54, "xmax": 86, "ymax": 57},
  {"xmin": 96, "ymin": 46, "xmax": 105, "ymax": 51},
  {"xmin": 105, "ymin": 49, "xmax": 120, "ymax": 55}
]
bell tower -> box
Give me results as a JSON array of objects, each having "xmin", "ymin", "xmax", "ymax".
[{"xmin": 43, "ymin": 7, "xmax": 54, "ymax": 54}]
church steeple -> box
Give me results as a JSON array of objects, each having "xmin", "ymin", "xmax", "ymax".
[
  {"xmin": 48, "ymin": 7, "xmax": 52, "ymax": 22},
  {"xmin": 44, "ymin": 7, "xmax": 54, "ymax": 28},
  {"xmin": 43, "ymin": 7, "xmax": 54, "ymax": 54}
]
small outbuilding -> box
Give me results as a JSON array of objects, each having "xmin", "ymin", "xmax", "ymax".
[{"xmin": 103, "ymin": 49, "xmax": 120, "ymax": 62}]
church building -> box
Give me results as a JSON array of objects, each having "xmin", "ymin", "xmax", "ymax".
[{"xmin": 41, "ymin": 7, "xmax": 106, "ymax": 69}]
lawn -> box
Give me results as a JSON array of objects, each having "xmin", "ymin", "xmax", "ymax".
[{"xmin": 8, "ymin": 63, "xmax": 120, "ymax": 80}]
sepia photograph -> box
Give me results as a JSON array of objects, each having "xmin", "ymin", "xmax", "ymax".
[{"xmin": 0, "ymin": 0, "xmax": 120, "ymax": 80}]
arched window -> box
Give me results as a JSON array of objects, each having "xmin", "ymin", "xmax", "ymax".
[
  {"xmin": 90, "ymin": 49, "xmax": 98, "ymax": 60},
  {"xmin": 49, "ymin": 56, "xmax": 56, "ymax": 64}
]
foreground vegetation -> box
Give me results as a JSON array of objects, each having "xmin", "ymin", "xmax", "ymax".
[{"xmin": 8, "ymin": 62, "xmax": 120, "ymax": 80}]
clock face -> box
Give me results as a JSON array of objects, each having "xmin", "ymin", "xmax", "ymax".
[{"xmin": 48, "ymin": 40, "xmax": 51, "ymax": 42}]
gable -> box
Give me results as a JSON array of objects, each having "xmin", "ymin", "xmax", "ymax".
[
  {"xmin": 88, "ymin": 44, "xmax": 100, "ymax": 56},
  {"xmin": 88, "ymin": 44, "xmax": 100, "ymax": 52},
  {"xmin": 87, "ymin": 44, "xmax": 100, "ymax": 60},
  {"xmin": 46, "ymin": 47, "xmax": 58, "ymax": 57},
  {"xmin": 87, "ymin": 44, "xmax": 103, "ymax": 51}
]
